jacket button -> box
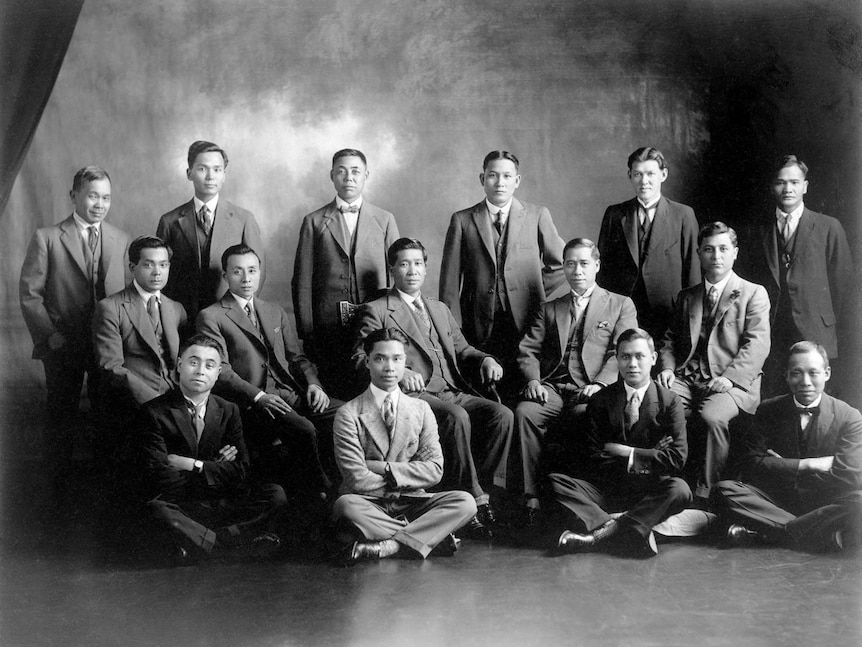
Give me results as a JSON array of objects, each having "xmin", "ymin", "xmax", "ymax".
[
  {"xmin": 487, "ymin": 288, "xmax": 495, "ymax": 294},
  {"xmin": 342, "ymin": 289, "xmax": 348, "ymax": 294},
  {"xmin": 341, "ymin": 257, "xmax": 348, "ymax": 263},
  {"xmin": 340, "ymin": 274, "xmax": 347, "ymax": 279}
]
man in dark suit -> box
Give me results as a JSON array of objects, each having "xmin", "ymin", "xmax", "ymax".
[
  {"xmin": 550, "ymin": 328, "xmax": 691, "ymax": 558},
  {"xmin": 157, "ymin": 141, "xmax": 265, "ymax": 323},
  {"xmin": 439, "ymin": 150, "xmax": 565, "ymax": 395},
  {"xmin": 597, "ymin": 147, "xmax": 701, "ymax": 341},
  {"xmin": 714, "ymin": 342, "xmax": 862, "ymax": 552},
  {"xmin": 293, "ymin": 148, "xmax": 400, "ymax": 397},
  {"xmin": 333, "ymin": 328, "xmax": 477, "ymax": 564},
  {"xmin": 514, "ymin": 238, "xmax": 638, "ymax": 522},
  {"xmin": 658, "ymin": 222, "xmax": 770, "ymax": 501},
  {"xmin": 93, "ymin": 236, "xmax": 187, "ymax": 412},
  {"xmin": 19, "ymin": 166, "xmax": 130, "ymax": 475},
  {"xmin": 353, "ymin": 238, "xmax": 513, "ymax": 537},
  {"xmin": 739, "ymin": 155, "xmax": 854, "ymax": 398},
  {"xmin": 140, "ymin": 334, "xmax": 285, "ymax": 563},
  {"xmin": 197, "ymin": 244, "xmax": 338, "ymax": 502}
]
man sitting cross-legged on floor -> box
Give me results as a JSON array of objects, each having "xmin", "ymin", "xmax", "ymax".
[{"xmin": 332, "ymin": 328, "xmax": 477, "ymax": 565}]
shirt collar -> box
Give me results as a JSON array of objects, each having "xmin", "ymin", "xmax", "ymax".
[
  {"xmin": 181, "ymin": 390, "xmax": 209, "ymax": 410},
  {"xmin": 396, "ymin": 288, "xmax": 422, "ymax": 305},
  {"xmin": 793, "ymin": 394, "xmax": 823, "ymax": 410},
  {"xmin": 132, "ymin": 279, "xmax": 160, "ymax": 303},
  {"xmin": 369, "ymin": 383, "xmax": 400, "ymax": 410},
  {"xmin": 571, "ymin": 284, "xmax": 597, "ymax": 300},
  {"xmin": 704, "ymin": 274, "xmax": 732, "ymax": 296},
  {"xmin": 335, "ymin": 195, "xmax": 363, "ymax": 211},
  {"xmin": 72, "ymin": 212, "xmax": 101, "ymax": 232},
  {"xmin": 485, "ymin": 199, "xmax": 512, "ymax": 218},
  {"xmin": 230, "ymin": 291, "xmax": 253, "ymax": 311},
  {"xmin": 623, "ymin": 380, "xmax": 651, "ymax": 402},
  {"xmin": 775, "ymin": 202, "xmax": 804, "ymax": 222},
  {"xmin": 193, "ymin": 195, "xmax": 219, "ymax": 214},
  {"xmin": 636, "ymin": 195, "xmax": 662, "ymax": 211}
]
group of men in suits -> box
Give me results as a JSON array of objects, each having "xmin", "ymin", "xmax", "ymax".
[{"xmin": 18, "ymin": 143, "xmax": 859, "ymax": 562}]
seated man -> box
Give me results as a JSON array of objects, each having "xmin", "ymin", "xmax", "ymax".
[
  {"xmin": 515, "ymin": 238, "xmax": 637, "ymax": 522},
  {"xmin": 658, "ymin": 222, "xmax": 770, "ymax": 501},
  {"xmin": 196, "ymin": 244, "xmax": 339, "ymax": 501},
  {"xmin": 139, "ymin": 334, "xmax": 285, "ymax": 562},
  {"xmin": 550, "ymin": 328, "xmax": 691, "ymax": 558},
  {"xmin": 714, "ymin": 341, "xmax": 862, "ymax": 552},
  {"xmin": 332, "ymin": 328, "xmax": 477, "ymax": 564},
  {"xmin": 352, "ymin": 238, "xmax": 513, "ymax": 537}
]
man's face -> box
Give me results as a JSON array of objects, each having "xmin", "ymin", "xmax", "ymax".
[
  {"xmin": 366, "ymin": 339, "xmax": 406, "ymax": 391},
  {"xmin": 698, "ymin": 233, "xmax": 738, "ymax": 283},
  {"xmin": 480, "ymin": 159, "xmax": 521, "ymax": 207},
  {"xmin": 177, "ymin": 344, "xmax": 222, "ymax": 395},
  {"xmin": 563, "ymin": 246, "xmax": 600, "ymax": 295},
  {"xmin": 617, "ymin": 338, "xmax": 656, "ymax": 389},
  {"xmin": 186, "ymin": 151, "xmax": 226, "ymax": 201},
  {"xmin": 772, "ymin": 163, "xmax": 808, "ymax": 213},
  {"xmin": 390, "ymin": 248, "xmax": 426, "ymax": 296},
  {"xmin": 786, "ymin": 350, "xmax": 830, "ymax": 406},
  {"xmin": 330, "ymin": 155, "xmax": 368, "ymax": 202},
  {"xmin": 628, "ymin": 160, "xmax": 667, "ymax": 205},
  {"xmin": 131, "ymin": 246, "xmax": 171, "ymax": 293},
  {"xmin": 70, "ymin": 178, "xmax": 112, "ymax": 224},
  {"xmin": 223, "ymin": 252, "xmax": 261, "ymax": 300}
]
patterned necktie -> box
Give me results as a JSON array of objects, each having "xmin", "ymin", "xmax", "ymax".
[
  {"xmin": 87, "ymin": 225, "xmax": 99, "ymax": 254},
  {"xmin": 494, "ymin": 210, "xmax": 504, "ymax": 235},
  {"xmin": 413, "ymin": 297, "xmax": 430, "ymax": 330},
  {"xmin": 382, "ymin": 393, "xmax": 396, "ymax": 432},
  {"xmin": 338, "ymin": 204, "xmax": 359, "ymax": 214},
  {"xmin": 199, "ymin": 205, "xmax": 212, "ymax": 235},
  {"xmin": 625, "ymin": 391, "xmax": 641, "ymax": 431},
  {"xmin": 780, "ymin": 213, "xmax": 792, "ymax": 246},
  {"xmin": 707, "ymin": 286, "xmax": 718, "ymax": 311},
  {"xmin": 245, "ymin": 302, "xmax": 258, "ymax": 329},
  {"xmin": 147, "ymin": 295, "xmax": 161, "ymax": 335}
]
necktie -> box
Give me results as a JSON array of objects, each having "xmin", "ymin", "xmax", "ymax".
[
  {"xmin": 707, "ymin": 286, "xmax": 718, "ymax": 311},
  {"xmin": 199, "ymin": 205, "xmax": 212, "ymax": 235},
  {"xmin": 382, "ymin": 393, "xmax": 396, "ymax": 432},
  {"xmin": 780, "ymin": 213, "xmax": 792, "ymax": 245},
  {"xmin": 494, "ymin": 210, "xmax": 504, "ymax": 235},
  {"xmin": 87, "ymin": 225, "xmax": 99, "ymax": 254},
  {"xmin": 245, "ymin": 302, "xmax": 258, "ymax": 329},
  {"xmin": 798, "ymin": 406, "xmax": 819, "ymax": 432},
  {"xmin": 625, "ymin": 391, "xmax": 641, "ymax": 431},
  {"xmin": 413, "ymin": 297, "xmax": 430, "ymax": 330},
  {"xmin": 188, "ymin": 401, "xmax": 205, "ymax": 442},
  {"xmin": 338, "ymin": 204, "xmax": 359, "ymax": 214},
  {"xmin": 147, "ymin": 295, "xmax": 161, "ymax": 334}
]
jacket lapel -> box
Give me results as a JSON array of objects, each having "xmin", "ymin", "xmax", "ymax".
[
  {"xmin": 713, "ymin": 273, "xmax": 740, "ymax": 326},
  {"xmin": 471, "ymin": 202, "xmax": 497, "ymax": 266},
  {"xmin": 388, "ymin": 291, "xmax": 431, "ymax": 360},
  {"xmin": 100, "ymin": 222, "xmax": 120, "ymax": 273},
  {"xmin": 323, "ymin": 201, "xmax": 348, "ymax": 255},
  {"xmin": 358, "ymin": 390, "xmax": 390, "ymax": 456},
  {"xmin": 644, "ymin": 198, "xmax": 670, "ymax": 259},
  {"xmin": 168, "ymin": 392, "xmax": 199, "ymax": 454},
  {"xmin": 222, "ymin": 293, "xmax": 265, "ymax": 347},
  {"xmin": 623, "ymin": 199, "xmax": 639, "ymax": 264},
  {"xmin": 761, "ymin": 221, "xmax": 780, "ymax": 286},
  {"xmin": 59, "ymin": 216, "xmax": 89, "ymax": 278},
  {"xmin": 582, "ymin": 287, "xmax": 607, "ymax": 342},
  {"xmin": 177, "ymin": 201, "xmax": 200, "ymax": 267},
  {"xmin": 210, "ymin": 201, "xmax": 238, "ymax": 264},
  {"xmin": 633, "ymin": 382, "xmax": 661, "ymax": 444},
  {"xmin": 787, "ymin": 210, "xmax": 816, "ymax": 281},
  {"xmin": 122, "ymin": 286, "xmax": 161, "ymax": 357},
  {"xmin": 504, "ymin": 198, "xmax": 526, "ymax": 260},
  {"xmin": 386, "ymin": 394, "xmax": 418, "ymax": 460},
  {"xmin": 688, "ymin": 284, "xmax": 705, "ymax": 351},
  {"xmin": 554, "ymin": 294, "xmax": 572, "ymax": 355},
  {"xmin": 610, "ymin": 381, "xmax": 628, "ymax": 441}
]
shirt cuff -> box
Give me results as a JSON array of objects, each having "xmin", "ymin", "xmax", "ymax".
[
  {"xmin": 253, "ymin": 391, "xmax": 265, "ymax": 403},
  {"xmin": 627, "ymin": 448, "xmax": 635, "ymax": 473}
]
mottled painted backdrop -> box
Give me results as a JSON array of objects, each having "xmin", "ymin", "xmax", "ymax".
[{"xmin": 2, "ymin": 0, "xmax": 860, "ymax": 404}]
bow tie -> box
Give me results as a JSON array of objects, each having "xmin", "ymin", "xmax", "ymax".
[
  {"xmin": 339, "ymin": 205, "xmax": 359, "ymax": 214},
  {"xmin": 796, "ymin": 406, "xmax": 819, "ymax": 416}
]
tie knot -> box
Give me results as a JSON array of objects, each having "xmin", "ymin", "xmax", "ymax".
[
  {"xmin": 629, "ymin": 392, "xmax": 640, "ymax": 406},
  {"xmin": 339, "ymin": 204, "xmax": 359, "ymax": 214}
]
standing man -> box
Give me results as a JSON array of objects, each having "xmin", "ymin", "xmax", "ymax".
[
  {"xmin": 715, "ymin": 341, "xmax": 862, "ymax": 552},
  {"xmin": 740, "ymin": 155, "xmax": 854, "ymax": 398},
  {"xmin": 550, "ymin": 328, "xmax": 691, "ymax": 558},
  {"xmin": 597, "ymin": 146, "xmax": 700, "ymax": 341},
  {"xmin": 658, "ymin": 222, "xmax": 770, "ymax": 501},
  {"xmin": 514, "ymin": 238, "xmax": 638, "ymax": 522},
  {"xmin": 439, "ymin": 150, "xmax": 565, "ymax": 394},
  {"xmin": 157, "ymin": 140, "xmax": 265, "ymax": 323},
  {"xmin": 353, "ymin": 238, "xmax": 513, "ymax": 537},
  {"xmin": 293, "ymin": 148, "xmax": 400, "ymax": 398},
  {"xmin": 332, "ymin": 328, "xmax": 477, "ymax": 564},
  {"xmin": 20, "ymin": 166, "xmax": 130, "ymax": 476},
  {"xmin": 197, "ymin": 245, "xmax": 338, "ymax": 503}
]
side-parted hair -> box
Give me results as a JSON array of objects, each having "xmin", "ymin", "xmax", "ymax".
[
  {"xmin": 72, "ymin": 166, "xmax": 111, "ymax": 192},
  {"xmin": 563, "ymin": 237, "xmax": 600, "ymax": 260},
  {"xmin": 787, "ymin": 340, "xmax": 829, "ymax": 369},
  {"xmin": 187, "ymin": 141, "xmax": 228, "ymax": 169},
  {"xmin": 697, "ymin": 221, "xmax": 738, "ymax": 247},
  {"xmin": 616, "ymin": 327, "xmax": 655, "ymax": 353},
  {"xmin": 129, "ymin": 236, "xmax": 172, "ymax": 265},
  {"xmin": 179, "ymin": 333, "xmax": 223, "ymax": 360},
  {"xmin": 332, "ymin": 148, "xmax": 367, "ymax": 167},
  {"xmin": 387, "ymin": 237, "xmax": 427, "ymax": 266},
  {"xmin": 774, "ymin": 154, "xmax": 808, "ymax": 179},
  {"xmin": 627, "ymin": 147, "xmax": 667, "ymax": 172},
  {"xmin": 483, "ymin": 150, "xmax": 519, "ymax": 171},
  {"xmin": 363, "ymin": 327, "xmax": 410, "ymax": 355},
  {"xmin": 221, "ymin": 244, "xmax": 261, "ymax": 271}
]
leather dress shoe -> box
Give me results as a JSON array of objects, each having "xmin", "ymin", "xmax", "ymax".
[
  {"xmin": 726, "ymin": 523, "xmax": 761, "ymax": 546},
  {"xmin": 346, "ymin": 538, "xmax": 401, "ymax": 566},
  {"xmin": 462, "ymin": 503, "xmax": 497, "ymax": 538},
  {"xmin": 477, "ymin": 503, "xmax": 497, "ymax": 527},
  {"xmin": 430, "ymin": 533, "xmax": 461, "ymax": 557},
  {"xmin": 523, "ymin": 507, "xmax": 541, "ymax": 528},
  {"xmin": 558, "ymin": 519, "xmax": 619, "ymax": 553}
]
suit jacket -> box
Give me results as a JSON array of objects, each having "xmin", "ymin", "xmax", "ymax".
[
  {"xmin": 740, "ymin": 208, "xmax": 854, "ymax": 358},
  {"xmin": 439, "ymin": 198, "xmax": 566, "ymax": 346},
  {"xmin": 139, "ymin": 389, "xmax": 249, "ymax": 501},
  {"xmin": 517, "ymin": 287, "xmax": 638, "ymax": 388},
  {"xmin": 292, "ymin": 200, "xmax": 399, "ymax": 342},
  {"xmin": 597, "ymin": 196, "xmax": 700, "ymax": 328},
  {"xmin": 19, "ymin": 216, "xmax": 129, "ymax": 359},
  {"xmin": 156, "ymin": 198, "xmax": 265, "ymax": 321},
  {"xmin": 352, "ymin": 289, "xmax": 490, "ymax": 393},
  {"xmin": 93, "ymin": 284, "xmax": 187, "ymax": 406},
  {"xmin": 580, "ymin": 380, "xmax": 687, "ymax": 482},
  {"xmin": 738, "ymin": 394, "xmax": 862, "ymax": 509},
  {"xmin": 658, "ymin": 272, "xmax": 770, "ymax": 414},
  {"xmin": 196, "ymin": 291, "xmax": 321, "ymax": 408},
  {"xmin": 334, "ymin": 388, "xmax": 443, "ymax": 498}
]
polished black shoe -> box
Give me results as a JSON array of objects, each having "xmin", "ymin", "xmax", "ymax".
[
  {"xmin": 726, "ymin": 523, "xmax": 761, "ymax": 546},
  {"xmin": 346, "ymin": 538, "xmax": 401, "ymax": 566},
  {"xmin": 477, "ymin": 503, "xmax": 497, "ymax": 527},
  {"xmin": 461, "ymin": 514, "xmax": 491, "ymax": 539},
  {"xmin": 557, "ymin": 519, "xmax": 619, "ymax": 554},
  {"xmin": 430, "ymin": 533, "xmax": 461, "ymax": 557},
  {"xmin": 636, "ymin": 531, "xmax": 659, "ymax": 558}
]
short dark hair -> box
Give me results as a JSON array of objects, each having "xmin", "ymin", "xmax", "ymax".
[
  {"xmin": 187, "ymin": 141, "xmax": 228, "ymax": 169},
  {"xmin": 220, "ymin": 244, "xmax": 261, "ymax": 271},
  {"xmin": 363, "ymin": 327, "xmax": 410, "ymax": 355},
  {"xmin": 627, "ymin": 147, "xmax": 667, "ymax": 172},
  {"xmin": 563, "ymin": 237, "xmax": 600, "ymax": 261},
  {"xmin": 616, "ymin": 327, "xmax": 655, "ymax": 353},
  {"xmin": 787, "ymin": 340, "xmax": 829, "ymax": 369},
  {"xmin": 72, "ymin": 166, "xmax": 111, "ymax": 192},
  {"xmin": 775, "ymin": 154, "xmax": 808, "ymax": 179},
  {"xmin": 332, "ymin": 148, "xmax": 367, "ymax": 167},
  {"xmin": 387, "ymin": 238, "xmax": 427, "ymax": 267},
  {"xmin": 179, "ymin": 333, "xmax": 223, "ymax": 360},
  {"xmin": 697, "ymin": 221, "xmax": 738, "ymax": 247},
  {"xmin": 129, "ymin": 236, "xmax": 172, "ymax": 265},
  {"xmin": 482, "ymin": 150, "xmax": 520, "ymax": 171}
]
